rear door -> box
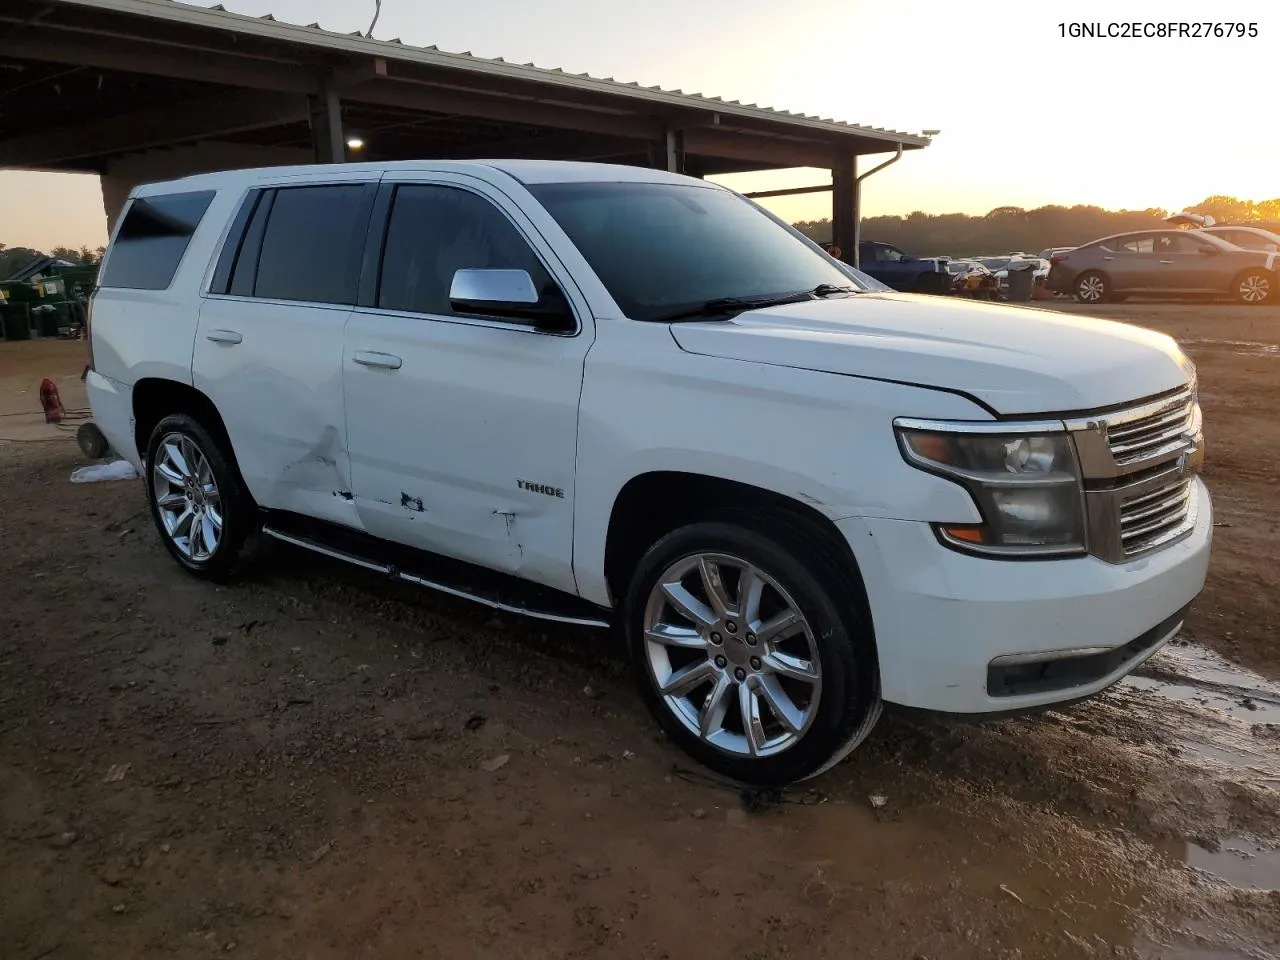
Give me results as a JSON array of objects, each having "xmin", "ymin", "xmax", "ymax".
[
  {"xmin": 194, "ymin": 173, "xmax": 378, "ymax": 526},
  {"xmin": 1109, "ymin": 233, "xmax": 1162, "ymax": 291}
]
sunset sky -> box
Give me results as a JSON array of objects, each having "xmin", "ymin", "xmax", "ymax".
[{"xmin": 1, "ymin": 0, "xmax": 1275, "ymax": 251}]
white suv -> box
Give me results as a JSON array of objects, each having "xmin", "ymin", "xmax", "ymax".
[{"xmin": 85, "ymin": 160, "xmax": 1212, "ymax": 784}]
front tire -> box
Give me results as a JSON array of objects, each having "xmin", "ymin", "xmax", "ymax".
[
  {"xmin": 1235, "ymin": 270, "xmax": 1272, "ymax": 305},
  {"xmin": 1074, "ymin": 271, "xmax": 1110, "ymax": 304},
  {"xmin": 144, "ymin": 413, "xmax": 252, "ymax": 580},
  {"xmin": 624, "ymin": 520, "xmax": 880, "ymax": 785}
]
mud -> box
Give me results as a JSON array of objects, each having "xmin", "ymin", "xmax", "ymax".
[{"xmin": 2, "ymin": 304, "xmax": 1279, "ymax": 959}]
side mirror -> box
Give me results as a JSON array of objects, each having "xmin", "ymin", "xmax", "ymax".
[{"xmin": 449, "ymin": 268, "xmax": 575, "ymax": 332}]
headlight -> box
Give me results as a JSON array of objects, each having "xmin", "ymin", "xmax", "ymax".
[{"xmin": 894, "ymin": 421, "xmax": 1086, "ymax": 557}]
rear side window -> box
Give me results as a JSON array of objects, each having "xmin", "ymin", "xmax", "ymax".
[
  {"xmin": 100, "ymin": 191, "xmax": 216, "ymax": 290},
  {"xmin": 252, "ymin": 185, "xmax": 370, "ymax": 305}
]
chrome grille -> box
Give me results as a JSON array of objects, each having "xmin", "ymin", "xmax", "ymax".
[
  {"xmin": 1119, "ymin": 476, "xmax": 1193, "ymax": 557},
  {"xmin": 1068, "ymin": 383, "xmax": 1204, "ymax": 563},
  {"xmin": 1105, "ymin": 387, "xmax": 1195, "ymax": 466}
]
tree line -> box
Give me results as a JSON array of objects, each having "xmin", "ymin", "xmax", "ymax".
[{"xmin": 792, "ymin": 195, "xmax": 1280, "ymax": 258}]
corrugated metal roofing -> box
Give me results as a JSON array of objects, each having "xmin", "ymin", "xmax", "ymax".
[{"xmin": 50, "ymin": 0, "xmax": 931, "ymax": 148}]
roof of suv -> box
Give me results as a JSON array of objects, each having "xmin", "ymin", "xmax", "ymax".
[{"xmin": 132, "ymin": 160, "xmax": 710, "ymax": 197}]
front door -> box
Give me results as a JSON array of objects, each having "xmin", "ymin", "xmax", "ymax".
[
  {"xmin": 1152, "ymin": 232, "xmax": 1227, "ymax": 293},
  {"xmin": 342, "ymin": 175, "xmax": 593, "ymax": 595}
]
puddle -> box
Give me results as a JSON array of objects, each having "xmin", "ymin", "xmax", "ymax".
[
  {"xmin": 1127, "ymin": 642, "xmax": 1280, "ymax": 726},
  {"xmin": 1120, "ymin": 642, "xmax": 1280, "ymax": 781},
  {"xmin": 1180, "ymin": 337, "xmax": 1280, "ymax": 359},
  {"xmin": 1183, "ymin": 837, "xmax": 1280, "ymax": 891}
]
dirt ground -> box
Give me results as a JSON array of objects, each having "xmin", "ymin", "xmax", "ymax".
[{"xmin": 1, "ymin": 303, "xmax": 1278, "ymax": 960}]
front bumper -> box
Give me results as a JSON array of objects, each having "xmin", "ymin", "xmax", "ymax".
[
  {"xmin": 84, "ymin": 370, "xmax": 141, "ymax": 472},
  {"xmin": 837, "ymin": 477, "xmax": 1212, "ymax": 713}
]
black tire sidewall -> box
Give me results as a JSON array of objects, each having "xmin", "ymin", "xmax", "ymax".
[
  {"xmin": 144, "ymin": 414, "xmax": 251, "ymax": 580},
  {"xmin": 623, "ymin": 521, "xmax": 876, "ymax": 785}
]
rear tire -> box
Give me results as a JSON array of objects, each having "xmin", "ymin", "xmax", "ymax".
[
  {"xmin": 144, "ymin": 413, "xmax": 253, "ymax": 581},
  {"xmin": 1074, "ymin": 271, "xmax": 1110, "ymax": 304},
  {"xmin": 1235, "ymin": 270, "xmax": 1272, "ymax": 305},
  {"xmin": 623, "ymin": 518, "xmax": 880, "ymax": 785}
]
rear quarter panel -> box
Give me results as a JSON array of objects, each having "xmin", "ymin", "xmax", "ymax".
[{"xmin": 92, "ymin": 185, "xmax": 244, "ymax": 388}]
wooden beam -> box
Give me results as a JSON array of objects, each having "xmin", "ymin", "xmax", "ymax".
[
  {"xmin": 339, "ymin": 78, "xmax": 665, "ymax": 142},
  {"xmin": 681, "ymin": 127, "xmax": 834, "ymax": 169},
  {"xmin": 0, "ymin": 29, "xmax": 322, "ymax": 94},
  {"xmin": 744, "ymin": 184, "xmax": 832, "ymax": 199},
  {"xmin": 0, "ymin": 90, "xmax": 309, "ymax": 167}
]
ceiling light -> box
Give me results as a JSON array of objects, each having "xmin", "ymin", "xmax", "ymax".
[{"xmin": 346, "ymin": 137, "xmax": 365, "ymax": 150}]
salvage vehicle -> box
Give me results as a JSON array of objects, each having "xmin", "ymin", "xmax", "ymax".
[
  {"xmin": 85, "ymin": 160, "xmax": 1212, "ymax": 784},
  {"xmin": 856, "ymin": 241, "xmax": 952, "ymax": 293},
  {"xmin": 1047, "ymin": 229, "xmax": 1276, "ymax": 304},
  {"xmin": 944, "ymin": 259, "xmax": 999, "ymax": 299}
]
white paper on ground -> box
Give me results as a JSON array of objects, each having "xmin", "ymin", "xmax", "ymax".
[{"xmin": 70, "ymin": 460, "xmax": 138, "ymax": 484}]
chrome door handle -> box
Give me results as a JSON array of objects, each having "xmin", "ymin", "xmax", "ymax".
[
  {"xmin": 206, "ymin": 329, "xmax": 243, "ymax": 344},
  {"xmin": 1159, "ymin": 260, "xmax": 1174, "ymax": 264},
  {"xmin": 1102, "ymin": 256, "xmax": 1115, "ymax": 261},
  {"xmin": 353, "ymin": 351, "xmax": 403, "ymax": 370}
]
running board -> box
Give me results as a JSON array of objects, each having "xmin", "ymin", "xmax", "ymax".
[{"xmin": 260, "ymin": 521, "xmax": 612, "ymax": 629}]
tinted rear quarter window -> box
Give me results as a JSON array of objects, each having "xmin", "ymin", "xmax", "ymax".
[
  {"xmin": 99, "ymin": 191, "xmax": 216, "ymax": 290},
  {"xmin": 253, "ymin": 185, "xmax": 370, "ymax": 304}
]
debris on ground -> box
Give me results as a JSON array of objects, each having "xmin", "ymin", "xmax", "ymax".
[
  {"xmin": 70, "ymin": 460, "xmax": 137, "ymax": 484},
  {"xmin": 480, "ymin": 754, "xmax": 510, "ymax": 772},
  {"xmin": 102, "ymin": 763, "xmax": 130, "ymax": 784}
]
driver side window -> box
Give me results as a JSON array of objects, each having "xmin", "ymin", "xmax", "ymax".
[
  {"xmin": 880, "ymin": 246, "xmax": 907, "ymax": 262},
  {"xmin": 378, "ymin": 185, "xmax": 554, "ymax": 318}
]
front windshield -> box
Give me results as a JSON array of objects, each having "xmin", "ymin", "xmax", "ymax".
[
  {"xmin": 526, "ymin": 181, "xmax": 866, "ymax": 321},
  {"xmin": 979, "ymin": 258, "xmax": 1011, "ymax": 270}
]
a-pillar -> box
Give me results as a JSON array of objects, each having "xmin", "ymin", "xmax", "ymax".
[
  {"xmin": 831, "ymin": 146, "xmax": 858, "ymax": 266},
  {"xmin": 308, "ymin": 84, "xmax": 346, "ymax": 163}
]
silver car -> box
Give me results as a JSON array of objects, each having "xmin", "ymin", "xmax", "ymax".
[{"xmin": 1046, "ymin": 229, "xmax": 1277, "ymax": 305}]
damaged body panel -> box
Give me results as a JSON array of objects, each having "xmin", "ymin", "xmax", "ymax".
[{"xmin": 193, "ymin": 298, "xmax": 360, "ymax": 529}]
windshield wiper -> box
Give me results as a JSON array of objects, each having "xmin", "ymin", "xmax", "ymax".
[
  {"xmin": 654, "ymin": 289, "xmax": 833, "ymax": 323},
  {"xmin": 811, "ymin": 283, "xmax": 858, "ymax": 297}
]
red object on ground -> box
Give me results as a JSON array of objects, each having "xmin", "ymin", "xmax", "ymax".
[{"xmin": 39, "ymin": 378, "xmax": 64, "ymax": 423}]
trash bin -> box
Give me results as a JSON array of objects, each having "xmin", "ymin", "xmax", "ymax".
[
  {"xmin": 4, "ymin": 303, "xmax": 32, "ymax": 341},
  {"xmin": 1006, "ymin": 262, "xmax": 1035, "ymax": 302}
]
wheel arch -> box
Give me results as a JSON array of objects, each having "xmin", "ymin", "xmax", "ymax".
[
  {"xmin": 601, "ymin": 471, "xmax": 875, "ymax": 642},
  {"xmin": 132, "ymin": 377, "xmax": 233, "ymax": 462}
]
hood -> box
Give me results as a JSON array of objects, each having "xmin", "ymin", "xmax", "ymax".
[{"xmin": 669, "ymin": 292, "xmax": 1193, "ymax": 415}]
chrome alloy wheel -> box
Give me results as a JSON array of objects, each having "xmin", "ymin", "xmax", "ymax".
[
  {"xmin": 642, "ymin": 552, "xmax": 822, "ymax": 758},
  {"xmin": 1077, "ymin": 274, "xmax": 1106, "ymax": 302},
  {"xmin": 151, "ymin": 433, "xmax": 223, "ymax": 562},
  {"xmin": 1239, "ymin": 274, "xmax": 1270, "ymax": 303}
]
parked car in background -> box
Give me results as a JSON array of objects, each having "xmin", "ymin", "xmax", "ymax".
[
  {"xmin": 85, "ymin": 159, "xmax": 1212, "ymax": 785},
  {"xmin": 1038, "ymin": 246, "xmax": 1075, "ymax": 261},
  {"xmin": 1201, "ymin": 225, "xmax": 1280, "ymax": 252},
  {"xmin": 1047, "ymin": 229, "xmax": 1277, "ymax": 304},
  {"xmin": 857, "ymin": 241, "xmax": 951, "ymax": 293},
  {"xmin": 944, "ymin": 259, "xmax": 998, "ymax": 299}
]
